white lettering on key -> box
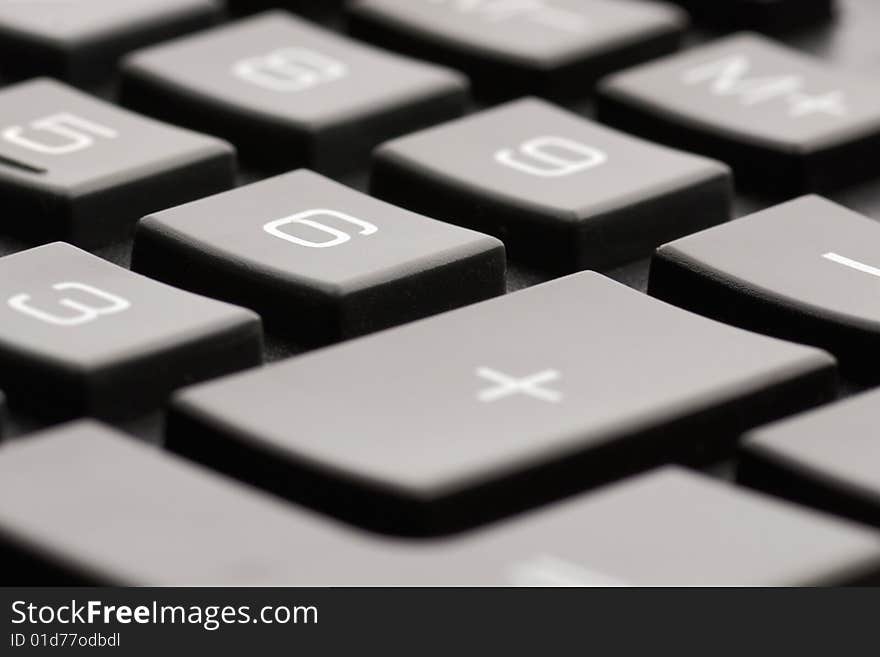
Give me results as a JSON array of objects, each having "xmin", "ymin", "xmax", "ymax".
[
  {"xmin": 476, "ymin": 367, "xmax": 562, "ymax": 403},
  {"xmin": 495, "ymin": 137, "xmax": 607, "ymax": 177},
  {"xmin": 2, "ymin": 113, "xmax": 118, "ymax": 155},
  {"xmin": 426, "ymin": 0, "xmax": 588, "ymax": 33},
  {"xmin": 232, "ymin": 48, "xmax": 347, "ymax": 92},
  {"xmin": 264, "ymin": 209, "xmax": 378, "ymax": 248},
  {"xmin": 8, "ymin": 283, "xmax": 131, "ymax": 327},
  {"xmin": 822, "ymin": 252, "xmax": 880, "ymax": 278},
  {"xmin": 682, "ymin": 54, "xmax": 847, "ymax": 118}
]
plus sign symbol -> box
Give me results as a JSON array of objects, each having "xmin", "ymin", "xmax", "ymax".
[{"xmin": 475, "ymin": 367, "xmax": 563, "ymax": 403}]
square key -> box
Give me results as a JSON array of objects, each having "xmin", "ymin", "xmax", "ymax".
[
  {"xmin": 0, "ymin": 243, "xmax": 262, "ymax": 420},
  {"xmin": 133, "ymin": 170, "xmax": 506, "ymax": 346},
  {"xmin": 0, "ymin": 78, "xmax": 235, "ymax": 248},
  {"xmin": 0, "ymin": 0, "xmax": 222, "ymax": 86},
  {"xmin": 740, "ymin": 389, "xmax": 880, "ymax": 529},
  {"xmin": 650, "ymin": 196, "xmax": 880, "ymax": 382},
  {"xmin": 348, "ymin": 0, "xmax": 687, "ymax": 99},
  {"xmin": 598, "ymin": 33, "xmax": 880, "ymax": 195},
  {"xmin": 121, "ymin": 11, "xmax": 469, "ymax": 176},
  {"xmin": 371, "ymin": 97, "xmax": 731, "ymax": 272}
]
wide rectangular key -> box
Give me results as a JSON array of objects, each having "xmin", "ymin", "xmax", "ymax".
[
  {"xmin": 668, "ymin": 0, "xmax": 835, "ymax": 33},
  {"xmin": 0, "ymin": 78, "xmax": 235, "ymax": 248},
  {"xmin": 133, "ymin": 170, "xmax": 505, "ymax": 346},
  {"xmin": 740, "ymin": 389, "xmax": 880, "ymax": 528},
  {"xmin": 649, "ymin": 196, "xmax": 880, "ymax": 383},
  {"xmin": 0, "ymin": 0, "xmax": 222, "ymax": 86},
  {"xmin": 598, "ymin": 33, "xmax": 880, "ymax": 195},
  {"xmin": 120, "ymin": 11, "xmax": 468, "ymax": 176},
  {"xmin": 0, "ymin": 243, "xmax": 262, "ymax": 420},
  {"xmin": 371, "ymin": 97, "xmax": 731, "ymax": 272},
  {"xmin": 168, "ymin": 271, "xmax": 835, "ymax": 535},
  {"xmin": 347, "ymin": 0, "xmax": 687, "ymax": 99},
  {"xmin": 4, "ymin": 424, "xmax": 879, "ymax": 585}
]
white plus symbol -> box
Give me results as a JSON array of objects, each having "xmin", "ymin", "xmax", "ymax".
[{"xmin": 476, "ymin": 367, "xmax": 563, "ymax": 403}]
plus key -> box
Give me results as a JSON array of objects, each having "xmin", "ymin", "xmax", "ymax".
[{"xmin": 167, "ymin": 271, "xmax": 835, "ymax": 535}]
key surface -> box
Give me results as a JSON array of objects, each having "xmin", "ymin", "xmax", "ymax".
[
  {"xmin": 0, "ymin": 0, "xmax": 222, "ymax": 86},
  {"xmin": 740, "ymin": 389, "xmax": 880, "ymax": 528},
  {"xmin": 0, "ymin": 78, "xmax": 235, "ymax": 248},
  {"xmin": 133, "ymin": 169, "xmax": 505, "ymax": 345},
  {"xmin": 668, "ymin": 0, "xmax": 835, "ymax": 33},
  {"xmin": 168, "ymin": 271, "xmax": 835, "ymax": 535},
  {"xmin": 649, "ymin": 196, "xmax": 880, "ymax": 383},
  {"xmin": 598, "ymin": 33, "xmax": 880, "ymax": 195},
  {"xmin": 120, "ymin": 11, "xmax": 468, "ymax": 176},
  {"xmin": 347, "ymin": 0, "xmax": 687, "ymax": 99},
  {"xmin": 0, "ymin": 243, "xmax": 262, "ymax": 420},
  {"xmin": 3, "ymin": 424, "xmax": 878, "ymax": 585},
  {"xmin": 371, "ymin": 97, "xmax": 731, "ymax": 272}
]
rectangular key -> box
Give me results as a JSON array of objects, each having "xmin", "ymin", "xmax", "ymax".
[
  {"xmin": 0, "ymin": 243, "xmax": 262, "ymax": 420},
  {"xmin": 120, "ymin": 11, "xmax": 468, "ymax": 176},
  {"xmin": 598, "ymin": 33, "xmax": 880, "ymax": 195},
  {"xmin": 649, "ymin": 196, "xmax": 880, "ymax": 383},
  {"xmin": 371, "ymin": 97, "xmax": 731, "ymax": 272},
  {"xmin": 4, "ymin": 423, "xmax": 879, "ymax": 586},
  {"xmin": 669, "ymin": 0, "xmax": 835, "ymax": 33},
  {"xmin": 133, "ymin": 170, "xmax": 505, "ymax": 346},
  {"xmin": 168, "ymin": 271, "xmax": 836, "ymax": 535},
  {"xmin": 0, "ymin": 0, "xmax": 222, "ymax": 86},
  {"xmin": 740, "ymin": 389, "xmax": 880, "ymax": 528},
  {"xmin": 0, "ymin": 78, "xmax": 235, "ymax": 248},
  {"xmin": 347, "ymin": 0, "xmax": 687, "ymax": 99}
]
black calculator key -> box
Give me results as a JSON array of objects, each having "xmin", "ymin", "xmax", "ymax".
[
  {"xmin": 121, "ymin": 11, "xmax": 468, "ymax": 176},
  {"xmin": 0, "ymin": 0, "xmax": 222, "ymax": 86},
  {"xmin": 7, "ymin": 425, "xmax": 879, "ymax": 586},
  {"xmin": 133, "ymin": 169, "xmax": 506, "ymax": 346},
  {"xmin": 493, "ymin": 467, "xmax": 880, "ymax": 587},
  {"xmin": 740, "ymin": 389, "xmax": 880, "ymax": 529},
  {"xmin": 0, "ymin": 243, "xmax": 262, "ymax": 420},
  {"xmin": 0, "ymin": 78, "xmax": 235, "ymax": 248},
  {"xmin": 598, "ymin": 33, "xmax": 880, "ymax": 195},
  {"xmin": 669, "ymin": 0, "xmax": 835, "ymax": 33},
  {"xmin": 649, "ymin": 195, "xmax": 880, "ymax": 383},
  {"xmin": 347, "ymin": 0, "xmax": 687, "ymax": 99},
  {"xmin": 168, "ymin": 271, "xmax": 835, "ymax": 536},
  {"xmin": 371, "ymin": 97, "xmax": 731, "ymax": 272}
]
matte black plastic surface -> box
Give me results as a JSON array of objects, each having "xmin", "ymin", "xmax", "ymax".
[
  {"xmin": 169, "ymin": 272, "xmax": 835, "ymax": 535},
  {"xmin": 134, "ymin": 169, "xmax": 506, "ymax": 345},
  {"xmin": 0, "ymin": 243, "xmax": 262, "ymax": 420}
]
